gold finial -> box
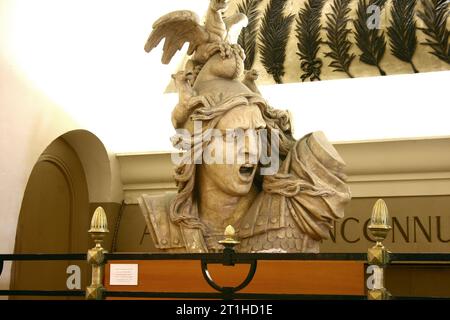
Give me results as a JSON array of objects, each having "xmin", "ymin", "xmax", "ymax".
[
  {"xmin": 367, "ymin": 199, "xmax": 392, "ymax": 300},
  {"xmin": 368, "ymin": 199, "xmax": 391, "ymax": 247},
  {"xmin": 224, "ymin": 225, "xmax": 235, "ymax": 238},
  {"xmin": 86, "ymin": 206, "xmax": 108, "ymax": 300},
  {"xmin": 370, "ymin": 199, "xmax": 390, "ymax": 227},
  {"xmin": 89, "ymin": 206, "xmax": 109, "ymax": 233},
  {"xmin": 88, "ymin": 206, "xmax": 109, "ymax": 249},
  {"xmin": 218, "ymin": 225, "xmax": 240, "ymax": 247}
]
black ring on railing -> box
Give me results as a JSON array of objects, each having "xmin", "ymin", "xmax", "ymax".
[
  {"xmin": 200, "ymin": 259, "xmax": 257, "ymax": 295},
  {"xmin": 2, "ymin": 252, "xmax": 450, "ymax": 300}
]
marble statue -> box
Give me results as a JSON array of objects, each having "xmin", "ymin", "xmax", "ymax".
[{"xmin": 139, "ymin": 0, "xmax": 351, "ymax": 253}]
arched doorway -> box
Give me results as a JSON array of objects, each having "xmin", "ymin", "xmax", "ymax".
[{"xmin": 10, "ymin": 136, "xmax": 90, "ymax": 298}]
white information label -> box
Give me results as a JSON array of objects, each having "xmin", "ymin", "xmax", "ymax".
[{"xmin": 109, "ymin": 264, "xmax": 138, "ymax": 286}]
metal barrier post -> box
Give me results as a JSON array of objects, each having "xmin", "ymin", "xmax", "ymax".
[
  {"xmin": 86, "ymin": 207, "xmax": 109, "ymax": 300},
  {"xmin": 367, "ymin": 199, "xmax": 392, "ymax": 300}
]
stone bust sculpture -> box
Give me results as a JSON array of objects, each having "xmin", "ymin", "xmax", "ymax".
[{"xmin": 139, "ymin": 0, "xmax": 351, "ymax": 253}]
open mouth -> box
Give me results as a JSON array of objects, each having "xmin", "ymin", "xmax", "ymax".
[{"xmin": 239, "ymin": 164, "xmax": 256, "ymax": 180}]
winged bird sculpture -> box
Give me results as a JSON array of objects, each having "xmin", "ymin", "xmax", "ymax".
[
  {"xmin": 144, "ymin": 0, "xmax": 247, "ymax": 67},
  {"xmin": 144, "ymin": 0, "xmax": 250, "ymax": 129}
]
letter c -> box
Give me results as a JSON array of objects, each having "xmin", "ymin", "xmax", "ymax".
[{"xmin": 341, "ymin": 217, "xmax": 360, "ymax": 243}]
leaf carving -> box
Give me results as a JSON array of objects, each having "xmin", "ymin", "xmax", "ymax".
[
  {"xmin": 353, "ymin": 0, "xmax": 388, "ymax": 75},
  {"xmin": 259, "ymin": 0, "xmax": 294, "ymax": 84},
  {"xmin": 324, "ymin": 0, "xmax": 356, "ymax": 78},
  {"xmin": 417, "ymin": 0, "xmax": 450, "ymax": 64},
  {"xmin": 237, "ymin": 0, "xmax": 263, "ymax": 70}
]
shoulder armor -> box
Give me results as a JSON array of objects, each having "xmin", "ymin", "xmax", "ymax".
[
  {"xmin": 138, "ymin": 193, "xmax": 185, "ymax": 250},
  {"xmin": 238, "ymin": 191, "xmax": 285, "ymax": 239}
]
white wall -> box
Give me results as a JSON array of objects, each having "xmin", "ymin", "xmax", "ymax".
[
  {"xmin": 1, "ymin": 0, "xmax": 210, "ymax": 153},
  {"xmin": 2, "ymin": 0, "xmax": 449, "ymax": 154},
  {"xmin": 1, "ymin": 0, "xmax": 450, "ymax": 292},
  {"xmin": 0, "ymin": 51, "xmax": 80, "ymax": 290},
  {"xmin": 0, "ymin": 0, "xmax": 187, "ymax": 290},
  {"xmin": 260, "ymin": 71, "xmax": 450, "ymax": 143}
]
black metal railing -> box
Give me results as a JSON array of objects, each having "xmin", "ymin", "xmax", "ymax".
[
  {"xmin": 1, "ymin": 252, "xmax": 450, "ymax": 300},
  {"xmin": 0, "ymin": 253, "xmax": 86, "ymax": 298}
]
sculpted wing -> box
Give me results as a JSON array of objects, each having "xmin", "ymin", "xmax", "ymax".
[
  {"xmin": 144, "ymin": 10, "xmax": 210, "ymax": 64},
  {"xmin": 224, "ymin": 12, "xmax": 248, "ymax": 31}
]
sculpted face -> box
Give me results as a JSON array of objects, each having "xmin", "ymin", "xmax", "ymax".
[{"xmin": 198, "ymin": 104, "xmax": 266, "ymax": 196}]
